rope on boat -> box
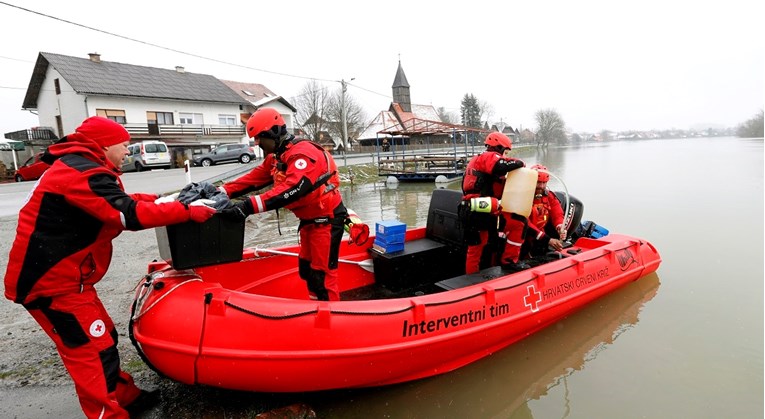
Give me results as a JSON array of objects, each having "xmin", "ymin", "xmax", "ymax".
[
  {"xmin": 216, "ymin": 242, "xmax": 638, "ymax": 320},
  {"xmin": 223, "ymin": 302, "xmax": 318, "ymax": 320},
  {"xmin": 131, "ymin": 277, "xmax": 203, "ymax": 321},
  {"xmin": 224, "ymin": 275, "xmax": 534, "ymax": 318}
]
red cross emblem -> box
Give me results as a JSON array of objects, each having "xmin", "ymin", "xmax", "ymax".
[
  {"xmin": 89, "ymin": 319, "xmax": 106, "ymax": 337},
  {"xmin": 524, "ymin": 285, "xmax": 542, "ymax": 312}
]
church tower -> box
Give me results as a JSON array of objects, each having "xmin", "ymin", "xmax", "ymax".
[{"xmin": 391, "ymin": 60, "xmax": 411, "ymax": 112}]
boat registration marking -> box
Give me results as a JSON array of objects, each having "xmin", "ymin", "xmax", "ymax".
[
  {"xmin": 539, "ymin": 266, "xmax": 610, "ymax": 303},
  {"xmin": 401, "ymin": 302, "xmax": 510, "ymax": 338}
]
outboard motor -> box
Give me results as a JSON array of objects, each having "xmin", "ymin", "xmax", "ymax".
[{"xmin": 553, "ymin": 191, "xmax": 584, "ymax": 238}]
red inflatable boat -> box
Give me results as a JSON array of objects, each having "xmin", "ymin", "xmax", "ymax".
[{"xmin": 129, "ymin": 189, "xmax": 661, "ymax": 392}]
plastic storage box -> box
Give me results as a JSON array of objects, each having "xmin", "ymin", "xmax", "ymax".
[
  {"xmin": 375, "ymin": 220, "xmax": 406, "ymax": 236},
  {"xmin": 156, "ymin": 214, "xmax": 245, "ymax": 269},
  {"xmin": 373, "ymin": 220, "xmax": 406, "ymax": 254}
]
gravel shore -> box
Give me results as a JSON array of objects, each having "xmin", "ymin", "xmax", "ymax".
[{"xmin": 0, "ymin": 214, "xmax": 311, "ymax": 418}]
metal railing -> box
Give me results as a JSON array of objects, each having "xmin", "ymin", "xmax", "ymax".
[{"xmin": 124, "ymin": 124, "xmax": 244, "ymax": 136}]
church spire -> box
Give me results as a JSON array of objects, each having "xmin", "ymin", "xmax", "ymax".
[{"xmin": 392, "ymin": 59, "xmax": 411, "ymax": 112}]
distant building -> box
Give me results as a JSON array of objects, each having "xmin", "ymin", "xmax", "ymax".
[
  {"xmin": 20, "ymin": 52, "xmax": 288, "ymax": 166},
  {"xmin": 219, "ymin": 80, "xmax": 297, "ymax": 133},
  {"xmin": 357, "ymin": 61, "xmax": 477, "ymax": 147},
  {"xmin": 490, "ymin": 122, "xmax": 520, "ymax": 143}
]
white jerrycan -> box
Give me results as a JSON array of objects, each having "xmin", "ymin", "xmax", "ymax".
[{"xmin": 500, "ymin": 167, "xmax": 538, "ymax": 217}]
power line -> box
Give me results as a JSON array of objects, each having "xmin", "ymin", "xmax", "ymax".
[
  {"xmin": 0, "ymin": 1, "xmax": 399, "ymax": 103},
  {"xmin": 0, "ymin": 0, "xmax": 408, "ymax": 126},
  {"xmin": 0, "ymin": 1, "xmax": 334, "ymax": 83},
  {"xmin": 0, "ymin": 55, "xmax": 34, "ymax": 63}
]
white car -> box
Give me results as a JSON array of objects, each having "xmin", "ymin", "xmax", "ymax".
[{"xmin": 122, "ymin": 141, "xmax": 171, "ymax": 172}]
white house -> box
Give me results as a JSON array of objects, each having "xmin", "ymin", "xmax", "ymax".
[
  {"xmin": 220, "ymin": 80, "xmax": 297, "ymax": 132},
  {"xmin": 22, "ymin": 52, "xmax": 254, "ymax": 166}
]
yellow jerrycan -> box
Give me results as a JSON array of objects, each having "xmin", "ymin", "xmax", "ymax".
[{"xmin": 500, "ymin": 167, "xmax": 538, "ymax": 217}]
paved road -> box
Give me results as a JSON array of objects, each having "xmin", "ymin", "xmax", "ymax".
[
  {"xmin": 0, "ymin": 153, "xmax": 376, "ymax": 219},
  {"xmin": 0, "ymin": 163, "xmax": 254, "ymax": 219}
]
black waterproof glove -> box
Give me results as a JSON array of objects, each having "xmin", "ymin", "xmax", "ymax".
[
  {"xmin": 496, "ymin": 158, "xmax": 525, "ymax": 175},
  {"xmin": 219, "ymin": 198, "xmax": 255, "ymax": 220}
]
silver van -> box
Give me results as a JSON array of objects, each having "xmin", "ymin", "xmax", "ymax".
[{"xmin": 122, "ymin": 141, "xmax": 171, "ymax": 172}]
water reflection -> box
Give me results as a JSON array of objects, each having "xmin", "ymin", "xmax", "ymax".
[
  {"xmin": 312, "ymin": 273, "xmax": 661, "ymax": 418},
  {"xmin": 232, "ymin": 137, "xmax": 762, "ymax": 418}
]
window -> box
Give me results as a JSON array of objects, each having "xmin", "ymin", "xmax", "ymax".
[
  {"xmin": 144, "ymin": 143, "xmax": 167, "ymax": 153},
  {"xmin": 179, "ymin": 113, "xmax": 203, "ymax": 125},
  {"xmin": 54, "ymin": 79, "xmax": 61, "ymax": 95},
  {"xmin": 218, "ymin": 114, "xmax": 236, "ymax": 125},
  {"xmin": 96, "ymin": 109, "xmax": 127, "ymax": 124},
  {"xmin": 147, "ymin": 111, "xmax": 174, "ymax": 125}
]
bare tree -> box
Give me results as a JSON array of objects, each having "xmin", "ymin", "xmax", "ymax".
[
  {"xmin": 326, "ymin": 89, "xmax": 368, "ymax": 148},
  {"xmin": 436, "ymin": 107, "xmax": 458, "ymax": 124},
  {"xmin": 534, "ymin": 108, "xmax": 567, "ymax": 147},
  {"xmin": 294, "ymin": 80, "xmax": 331, "ymax": 142},
  {"xmin": 479, "ymin": 100, "xmax": 494, "ymax": 127}
]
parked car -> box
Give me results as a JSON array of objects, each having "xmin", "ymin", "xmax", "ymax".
[
  {"xmin": 192, "ymin": 143, "xmax": 257, "ymax": 167},
  {"xmin": 121, "ymin": 141, "xmax": 171, "ymax": 172},
  {"xmin": 14, "ymin": 152, "xmax": 50, "ymax": 182}
]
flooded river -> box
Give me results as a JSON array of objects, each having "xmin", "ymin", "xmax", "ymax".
[{"xmin": 241, "ymin": 137, "xmax": 762, "ymax": 418}]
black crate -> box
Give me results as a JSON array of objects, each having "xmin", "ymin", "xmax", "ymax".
[
  {"xmin": 425, "ymin": 189, "xmax": 466, "ymax": 247},
  {"xmin": 156, "ymin": 214, "xmax": 245, "ymax": 269},
  {"xmin": 369, "ymin": 238, "xmax": 465, "ymax": 291}
]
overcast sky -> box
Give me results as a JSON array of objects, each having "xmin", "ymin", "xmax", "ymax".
[{"xmin": 1, "ymin": 0, "xmax": 762, "ymax": 136}]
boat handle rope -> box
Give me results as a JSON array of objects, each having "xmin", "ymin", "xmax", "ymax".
[
  {"xmin": 132, "ymin": 277, "xmax": 203, "ymax": 321},
  {"xmin": 222, "ymin": 242, "xmax": 639, "ymax": 319}
]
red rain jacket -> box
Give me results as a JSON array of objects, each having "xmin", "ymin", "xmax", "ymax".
[
  {"xmin": 222, "ymin": 138, "xmax": 342, "ymax": 220},
  {"xmin": 4, "ymin": 135, "xmax": 193, "ymax": 304}
]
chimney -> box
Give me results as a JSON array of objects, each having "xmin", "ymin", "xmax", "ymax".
[
  {"xmin": 175, "ymin": 66, "xmax": 185, "ymax": 73},
  {"xmin": 88, "ymin": 53, "xmax": 101, "ymax": 63}
]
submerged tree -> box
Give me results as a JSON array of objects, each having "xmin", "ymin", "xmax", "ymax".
[
  {"xmin": 534, "ymin": 108, "xmax": 567, "ymax": 147},
  {"xmin": 736, "ymin": 110, "xmax": 764, "ymax": 138}
]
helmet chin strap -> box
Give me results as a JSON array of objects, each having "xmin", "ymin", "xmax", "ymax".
[{"xmin": 274, "ymin": 133, "xmax": 295, "ymax": 154}]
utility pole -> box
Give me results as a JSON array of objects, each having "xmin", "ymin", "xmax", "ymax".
[
  {"xmin": 341, "ymin": 79, "xmax": 348, "ymax": 167},
  {"xmin": 340, "ymin": 77, "xmax": 354, "ymax": 167}
]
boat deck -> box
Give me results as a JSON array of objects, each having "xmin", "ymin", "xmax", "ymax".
[{"xmin": 341, "ymin": 253, "xmax": 566, "ymax": 301}]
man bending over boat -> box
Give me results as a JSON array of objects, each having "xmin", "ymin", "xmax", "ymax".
[
  {"xmin": 3, "ymin": 116, "xmax": 216, "ymax": 418},
  {"xmin": 461, "ymin": 132, "xmax": 529, "ymax": 274},
  {"xmin": 219, "ymin": 108, "xmax": 347, "ymax": 301},
  {"xmin": 521, "ymin": 164, "xmax": 568, "ymax": 258}
]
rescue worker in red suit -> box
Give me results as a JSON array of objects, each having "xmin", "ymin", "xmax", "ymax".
[
  {"xmin": 3, "ymin": 116, "xmax": 216, "ymax": 418},
  {"xmin": 461, "ymin": 132, "xmax": 529, "ymax": 274},
  {"xmin": 219, "ymin": 108, "xmax": 347, "ymax": 301},
  {"xmin": 522, "ymin": 164, "xmax": 568, "ymax": 258}
]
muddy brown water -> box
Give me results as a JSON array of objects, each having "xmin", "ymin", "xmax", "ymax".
[{"xmin": 3, "ymin": 137, "xmax": 762, "ymax": 418}]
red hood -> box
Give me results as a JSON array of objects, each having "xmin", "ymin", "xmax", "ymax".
[{"xmin": 44, "ymin": 133, "xmax": 122, "ymax": 174}]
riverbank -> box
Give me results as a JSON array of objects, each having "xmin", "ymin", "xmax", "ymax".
[{"xmin": 0, "ymin": 213, "xmax": 327, "ymax": 418}]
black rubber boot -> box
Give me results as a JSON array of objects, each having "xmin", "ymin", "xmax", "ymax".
[{"xmin": 126, "ymin": 389, "xmax": 160, "ymax": 417}]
